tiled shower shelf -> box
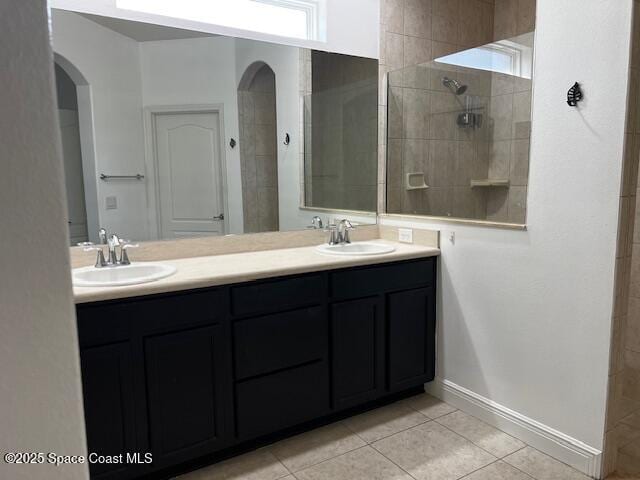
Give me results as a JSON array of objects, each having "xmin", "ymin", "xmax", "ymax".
[{"xmin": 470, "ymin": 179, "xmax": 510, "ymax": 188}]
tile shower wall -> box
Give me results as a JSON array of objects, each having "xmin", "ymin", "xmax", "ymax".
[
  {"xmin": 484, "ymin": 71, "xmax": 532, "ymax": 223},
  {"xmin": 386, "ymin": 63, "xmax": 491, "ymax": 219},
  {"xmin": 238, "ymin": 65, "xmax": 279, "ymax": 233},
  {"xmin": 380, "ymin": 0, "xmax": 535, "ymax": 224},
  {"xmin": 604, "ymin": 1, "xmax": 640, "ymax": 477},
  {"xmin": 304, "ymin": 51, "xmax": 378, "ymax": 211}
]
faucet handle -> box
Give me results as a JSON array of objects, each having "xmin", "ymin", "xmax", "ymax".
[
  {"xmin": 83, "ymin": 246, "xmax": 107, "ymax": 268},
  {"xmin": 119, "ymin": 241, "xmax": 139, "ymax": 265},
  {"xmin": 310, "ymin": 216, "xmax": 323, "ymax": 229},
  {"xmin": 338, "ymin": 219, "xmax": 355, "ymax": 244},
  {"xmin": 108, "ymin": 234, "xmax": 121, "ymax": 246},
  {"xmin": 341, "ymin": 219, "xmax": 355, "ymax": 230}
]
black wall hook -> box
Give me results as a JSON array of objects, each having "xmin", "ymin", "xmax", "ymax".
[
  {"xmin": 567, "ymin": 82, "xmax": 583, "ymax": 107},
  {"xmin": 283, "ymin": 133, "xmax": 290, "ymax": 146},
  {"xmin": 229, "ymin": 138, "xmax": 237, "ymax": 149}
]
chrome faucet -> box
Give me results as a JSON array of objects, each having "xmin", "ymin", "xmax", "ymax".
[
  {"xmin": 325, "ymin": 219, "xmax": 355, "ymax": 245},
  {"xmin": 337, "ymin": 219, "xmax": 354, "ymax": 244},
  {"xmin": 107, "ymin": 234, "xmax": 121, "ymax": 265},
  {"xmin": 325, "ymin": 224, "xmax": 339, "ymax": 245},
  {"xmin": 81, "ymin": 228, "xmax": 138, "ymax": 268},
  {"xmin": 83, "ymin": 245, "xmax": 107, "ymax": 268},
  {"xmin": 119, "ymin": 242, "xmax": 138, "ymax": 265},
  {"xmin": 309, "ymin": 216, "xmax": 323, "ymax": 229}
]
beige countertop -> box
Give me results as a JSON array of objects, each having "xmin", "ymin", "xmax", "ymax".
[{"xmin": 73, "ymin": 240, "xmax": 440, "ymax": 304}]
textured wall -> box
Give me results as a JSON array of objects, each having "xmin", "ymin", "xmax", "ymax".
[
  {"xmin": 381, "ymin": 0, "xmax": 632, "ymax": 470},
  {"xmin": 0, "ymin": 1, "xmax": 89, "ymax": 479}
]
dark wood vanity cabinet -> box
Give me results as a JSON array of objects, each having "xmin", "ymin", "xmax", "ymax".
[
  {"xmin": 133, "ymin": 291, "xmax": 233, "ymax": 469},
  {"xmin": 331, "ymin": 296, "xmax": 385, "ymax": 410},
  {"xmin": 77, "ymin": 290, "xmax": 233, "ymax": 479},
  {"xmin": 142, "ymin": 324, "xmax": 231, "ymax": 467},
  {"xmin": 79, "ymin": 341, "xmax": 137, "ymax": 479},
  {"xmin": 76, "ymin": 257, "xmax": 436, "ymax": 480},
  {"xmin": 387, "ymin": 287, "xmax": 437, "ymax": 391}
]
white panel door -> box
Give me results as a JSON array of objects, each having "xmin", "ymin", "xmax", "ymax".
[{"xmin": 154, "ymin": 111, "xmax": 226, "ymax": 238}]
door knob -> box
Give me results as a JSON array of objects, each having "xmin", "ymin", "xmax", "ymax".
[{"xmin": 213, "ymin": 213, "xmax": 225, "ymax": 221}]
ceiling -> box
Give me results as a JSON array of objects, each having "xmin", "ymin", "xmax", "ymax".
[{"xmin": 79, "ymin": 13, "xmax": 217, "ymax": 42}]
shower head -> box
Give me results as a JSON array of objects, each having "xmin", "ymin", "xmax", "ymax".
[{"xmin": 442, "ymin": 76, "xmax": 468, "ymax": 95}]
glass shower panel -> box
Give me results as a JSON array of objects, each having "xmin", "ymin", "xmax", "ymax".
[{"xmin": 303, "ymin": 51, "xmax": 379, "ymax": 212}]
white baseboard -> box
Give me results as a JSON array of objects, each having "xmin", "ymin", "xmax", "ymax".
[{"xmin": 425, "ymin": 378, "xmax": 602, "ymax": 479}]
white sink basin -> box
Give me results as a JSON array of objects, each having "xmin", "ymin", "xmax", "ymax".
[
  {"xmin": 72, "ymin": 262, "xmax": 177, "ymax": 287},
  {"xmin": 316, "ymin": 242, "xmax": 396, "ymax": 256}
]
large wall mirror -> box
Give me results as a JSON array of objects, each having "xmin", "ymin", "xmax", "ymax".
[
  {"xmin": 51, "ymin": 9, "xmax": 378, "ymax": 245},
  {"xmin": 385, "ymin": 1, "xmax": 535, "ymax": 225}
]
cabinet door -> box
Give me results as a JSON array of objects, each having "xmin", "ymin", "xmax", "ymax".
[
  {"xmin": 80, "ymin": 342, "xmax": 137, "ymax": 480},
  {"xmin": 387, "ymin": 287, "xmax": 436, "ymax": 392},
  {"xmin": 144, "ymin": 324, "xmax": 231, "ymax": 468},
  {"xmin": 331, "ymin": 297, "xmax": 384, "ymax": 410}
]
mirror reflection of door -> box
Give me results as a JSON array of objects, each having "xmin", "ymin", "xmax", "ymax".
[
  {"xmin": 153, "ymin": 110, "xmax": 226, "ymax": 238},
  {"xmin": 50, "ymin": 10, "xmax": 379, "ymax": 244},
  {"xmin": 238, "ymin": 62, "xmax": 279, "ymax": 233},
  {"xmin": 54, "ymin": 63, "xmax": 89, "ymax": 244}
]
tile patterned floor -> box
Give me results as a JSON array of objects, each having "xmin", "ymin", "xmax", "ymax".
[{"xmin": 175, "ymin": 392, "xmax": 591, "ymax": 480}]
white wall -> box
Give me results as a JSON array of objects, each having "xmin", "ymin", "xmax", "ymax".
[
  {"xmin": 52, "ymin": 9, "xmax": 148, "ymax": 241},
  {"xmin": 381, "ymin": 0, "xmax": 632, "ymax": 454},
  {"xmin": 49, "ymin": 0, "xmax": 380, "ymax": 58},
  {"xmin": 0, "ymin": 1, "xmax": 89, "ymax": 479},
  {"xmin": 139, "ymin": 36, "xmax": 244, "ymax": 234}
]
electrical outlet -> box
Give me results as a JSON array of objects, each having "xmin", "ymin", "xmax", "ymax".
[
  {"xmin": 105, "ymin": 196, "xmax": 118, "ymax": 210},
  {"xmin": 398, "ymin": 228, "xmax": 413, "ymax": 243}
]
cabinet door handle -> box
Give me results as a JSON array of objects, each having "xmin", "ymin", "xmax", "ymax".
[{"xmin": 213, "ymin": 213, "xmax": 225, "ymax": 221}]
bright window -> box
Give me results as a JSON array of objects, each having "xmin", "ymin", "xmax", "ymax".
[
  {"xmin": 436, "ymin": 32, "xmax": 534, "ymax": 79},
  {"xmin": 116, "ymin": 0, "xmax": 325, "ymax": 40}
]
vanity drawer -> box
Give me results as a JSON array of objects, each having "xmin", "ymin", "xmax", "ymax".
[
  {"xmin": 77, "ymin": 303, "xmax": 132, "ymax": 347},
  {"xmin": 230, "ymin": 274, "xmax": 325, "ymax": 316},
  {"xmin": 330, "ymin": 258, "xmax": 435, "ymax": 300},
  {"xmin": 130, "ymin": 289, "xmax": 228, "ymax": 334},
  {"xmin": 235, "ymin": 361, "xmax": 329, "ymax": 440},
  {"xmin": 234, "ymin": 306, "xmax": 327, "ymax": 380}
]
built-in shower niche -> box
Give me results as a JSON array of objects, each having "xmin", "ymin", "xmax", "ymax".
[{"xmin": 386, "ymin": 55, "xmax": 532, "ymax": 225}]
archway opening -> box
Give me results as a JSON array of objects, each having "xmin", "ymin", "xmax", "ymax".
[
  {"xmin": 237, "ymin": 62, "xmax": 279, "ymax": 233},
  {"xmin": 53, "ymin": 53, "xmax": 100, "ymax": 244}
]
